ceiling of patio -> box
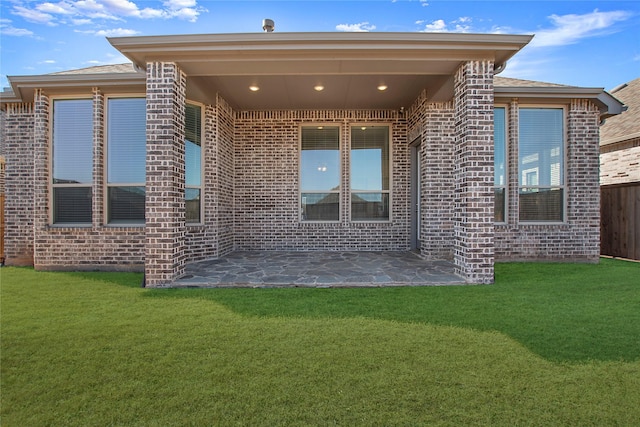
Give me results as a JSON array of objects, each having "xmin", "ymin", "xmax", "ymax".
[
  {"xmin": 110, "ymin": 32, "xmax": 533, "ymax": 110},
  {"xmin": 188, "ymin": 74, "xmax": 454, "ymax": 110}
]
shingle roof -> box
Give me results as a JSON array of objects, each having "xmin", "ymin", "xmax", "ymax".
[
  {"xmin": 49, "ymin": 63, "xmax": 137, "ymax": 75},
  {"xmin": 600, "ymin": 78, "xmax": 640, "ymax": 145},
  {"xmin": 494, "ymin": 76, "xmax": 573, "ymax": 88}
]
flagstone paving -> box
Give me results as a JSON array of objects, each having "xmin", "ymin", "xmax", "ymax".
[{"xmin": 172, "ymin": 251, "xmax": 465, "ymax": 288}]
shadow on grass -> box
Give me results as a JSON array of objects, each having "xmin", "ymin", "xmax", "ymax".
[{"xmin": 144, "ymin": 259, "xmax": 640, "ymax": 363}]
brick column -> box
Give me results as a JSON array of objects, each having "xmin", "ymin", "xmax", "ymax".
[
  {"xmin": 144, "ymin": 62, "xmax": 187, "ymax": 286},
  {"xmin": 567, "ymin": 99, "xmax": 601, "ymax": 262},
  {"xmin": 453, "ymin": 61, "xmax": 495, "ymax": 284},
  {"xmin": 33, "ymin": 90, "xmax": 50, "ymax": 269},
  {"xmin": 3, "ymin": 103, "xmax": 35, "ymax": 265}
]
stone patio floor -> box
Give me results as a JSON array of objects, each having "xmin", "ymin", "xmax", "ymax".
[{"xmin": 172, "ymin": 251, "xmax": 465, "ymax": 288}]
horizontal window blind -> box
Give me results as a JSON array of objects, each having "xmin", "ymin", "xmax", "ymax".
[
  {"xmin": 52, "ymin": 99, "xmax": 93, "ymax": 224},
  {"xmin": 53, "ymin": 187, "xmax": 92, "ymax": 224}
]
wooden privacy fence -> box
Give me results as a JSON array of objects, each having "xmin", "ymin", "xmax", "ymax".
[{"xmin": 601, "ymin": 182, "xmax": 640, "ymax": 260}]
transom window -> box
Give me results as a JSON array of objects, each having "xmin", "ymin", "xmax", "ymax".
[
  {"xmin": 52, "ymin": 99, "xmax": 93, "ymax": 225},
  {"xmin": 518, "ymin": 107, "xmax": 565, "ymax": 222},
  {"xmin": 300, "ymin": 126, "xmax": 340, "ymax": 221},
  {"xmin": 106, "ymin": 97, "xmax": 146, "ymax": 225}
]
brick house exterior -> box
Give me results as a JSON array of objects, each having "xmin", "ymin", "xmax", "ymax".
[
  {"xmin": 600, "ymin": 78, "xmax": 640, "ymax": 185},
  {"xmin": 0, "ymin": 32, "xmax": 624, "ymax": 286}
]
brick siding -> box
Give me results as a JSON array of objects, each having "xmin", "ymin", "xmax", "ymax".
[
  {"xmin": 452, "ymin": 61, "xmax": 495, "ymax": 283},
  {"xmin": 0, "ymin": 61, "xmax": 604, "ymax": 283},
  {"xmin": 3, "ymin": 103, "xmax": 35, "ymax": 265},
  {"xmin": 494, "ymin": 99, "xmax": 601, "ymax": 262},
  {"xmin": 600, "ymin": 137, "xmax": 640, "ymax": 185},
  {"xmin": 233, "ymin": 110, "xmax": 410, "ymax": 251},
  {"xmin": 144, "ymin": 62, "xmax": 187, "ymax": 285}
]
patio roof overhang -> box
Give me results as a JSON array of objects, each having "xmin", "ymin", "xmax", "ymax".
[{"xmin": 107, "ymin": 32, "xmax": 533, "ymax": 109}]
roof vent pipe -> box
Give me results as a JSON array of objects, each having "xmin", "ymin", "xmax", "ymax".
[{"xmin": 263, "ymin": 19, "xmax": 275, "ymax": 32}]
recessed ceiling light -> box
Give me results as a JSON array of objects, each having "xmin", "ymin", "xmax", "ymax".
[
  {"xmin": 249, "ymin": 85, "xmax": 260, "ymax": 92},
  {"xmin": 377, "ymin": 84, "xmax": 388, "ymax": 91},
  {"xmin": 314, "ymin": 85, "xmax": 324, "ymax": 91}
]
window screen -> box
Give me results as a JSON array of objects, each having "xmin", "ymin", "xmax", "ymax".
[
  {"xmin": 350, "ymin": 126, "xmax": 390, "ymax": 221},
  {"xmin": 300, "ymin": 126, "xmax": 340, "ymax": 221},
  {"xmin": 494, "ymin": 107, "xmax": 506, "ymax": 222},
  {"xmin": 107, "ymin": 98, "xmax": 146, "ymax": 224},
  {"xmin": 52, "ymin": 99, "xmax": 93, "ymax": 224},
  {"xmin": 518, "ymin": 108, "xmax": 564, "ymax": 222},
  {"xmin": 185, "ymin": 103, "xmax": 202, "ymax": 223}
]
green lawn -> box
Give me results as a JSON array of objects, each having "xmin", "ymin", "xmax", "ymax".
[{"xmin": 2, "ymin": 259, "xmax": 639, "ymax": 426}]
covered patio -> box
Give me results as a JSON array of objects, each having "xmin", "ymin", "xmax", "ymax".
[{"xmin": 171, "ymin": 251, "xmax": 464, "ymax": 288}]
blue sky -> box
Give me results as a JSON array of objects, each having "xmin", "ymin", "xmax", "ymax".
[{"xmin": 1, "ymin": 0, "xmax": 639, "ymax": 91}]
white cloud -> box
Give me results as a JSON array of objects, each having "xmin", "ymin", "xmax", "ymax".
[
  {"xmin": 421, "ymin": 19, "xmax": 446, "ymax": 32},
  {"xmin": 76, "ymin": 27, "xmax": 140, "ymax": 36},
  {"xmin": 0, "ymin": 22, "xmax": 35, "ymax": 36},
  {"xmin": 420, "ymin": 0, "xmax": 429, "ymax": 6},
  {"xmin": 419, "ymin": 17, "xmax": 474, "ymax": 33},
  {"xmin": 12, "ymin": 5, "xmax": 57, "ymax": 25},
  {"xmin": 11, "ymin": 0, "xmax": 205, "ymax": 26},
  {"xmin": 336, "ymin": 22, "xmax": 376, "ymax": 32},
  {"xmin": 530, "ymin": 9, "xmax": 632, "ymax": 48}
]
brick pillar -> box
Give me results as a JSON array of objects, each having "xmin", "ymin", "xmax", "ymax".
[
  {"xmin": 33, "ymin": 90, "xmax": 50, "ymax": 269},
  {"xmin": 453, "ymin": 61, "xmax": 495, "ymax": 284},
  {"xmin": 3, "ymin": 103, "xmax": 35, "ymax": 265},
  {"xmin": 145, "ymin": 62, "xmax": 187, "ymax": 286},
  {"xmin": 421, "ymin": 101, "xmax": 456, "ymax": 260},
  {"xmin": 567, "ymin": 99, "xmax": 601, "ymax": 262}
]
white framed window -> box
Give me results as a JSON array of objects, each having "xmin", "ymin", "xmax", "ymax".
[
  {"xmin": 185, "ymin": 102, "xmax": 203, "ymax": 224},
  {"xmin": 299, "ymin": 125, "xmax": 341, "ymax": 222},
  {"xmin": 494, "ymin": 106, "xmax": 507, "ymax": 223},
  {"xmin": 350, "ymin": 125, "xmax": 391, "ymax": 221},
  {"xmin": 518, "ymin": 107, "xmax": 565, "ymax": 222},
  {"xmin": 106, "ymin": 97, "xmax": 146, "ymax": 225},
  {"xmin": 51, "ymin": 98, "xmax": 93, "ymax": 225}
]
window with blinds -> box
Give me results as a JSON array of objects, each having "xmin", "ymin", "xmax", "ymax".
[
  {"xmin": 300, "ymin": 126, "xmax": 340, "ymax": 221},
  {"xmin": 52, "ymin": 99, "xmax": 93, "ymax": 224},
  {"xmin": 107, "ymin": 97, "xmax": 146, "ymax": 225},
  {"xmin": 518, "ymin": 107, "xmax": 565, "ymax": 222},
  {"xmin": 350, "ymin": 126, "xmax": 390, "ymax": 221},
  {"xmin": 185, "ymin": 103, "xmax": 202, "ymax": 223},
  {"xmin": 494, "ymin": 107, "xmax": 507, "ymax": 223}
]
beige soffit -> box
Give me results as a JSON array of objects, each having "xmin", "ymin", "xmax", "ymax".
[
  {"xmin": 108, "ymin": 32, "xmax": 534, "ymax": 76},
  {"xmin": 107, "ymin": 31, "xmax": 533, "ymax": 108}
]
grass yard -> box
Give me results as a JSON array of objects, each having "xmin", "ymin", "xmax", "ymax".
[{"xmin": 1, "ymin": 258, "xmax": 639, "ymax": 426}]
